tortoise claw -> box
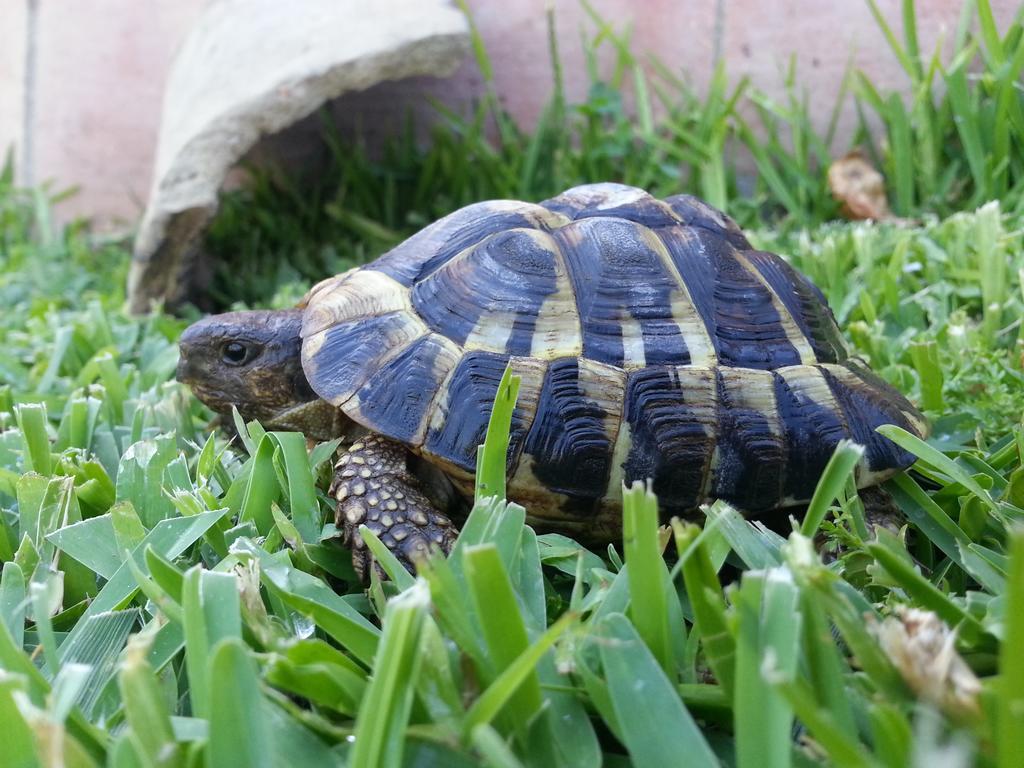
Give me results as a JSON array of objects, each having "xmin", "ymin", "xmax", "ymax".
[{"xmin": 333, "ymin": 435, "xmax": 458, "ymax": 582}]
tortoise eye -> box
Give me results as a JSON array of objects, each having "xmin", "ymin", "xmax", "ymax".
[{"xmin": 221, "ymin": 341, "xmax": 251, "ymax": 366}]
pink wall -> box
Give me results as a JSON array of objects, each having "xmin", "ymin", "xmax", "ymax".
[
  {"xmin": 1, "ymin": 0, "xmax": 1017, "ymax": 226},
  {"xmin": 3, "ymin": 0, "xmax": 209, "ymax": 225},
  {"xmin": 0, "ymin": 0, "xmax": 25, "ymax": 172}
]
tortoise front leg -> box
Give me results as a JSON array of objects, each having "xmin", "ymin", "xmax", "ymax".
[{"xmin": 332, "ymin": 435, "xmax": 458, "ymax": 580}]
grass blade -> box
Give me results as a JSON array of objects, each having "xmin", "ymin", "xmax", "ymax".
[
  {"xmin": 734, "ymin": 569, "xmax": 800, "ymax": 768},
  {"xmin": 240, "ymin": 435, "xmax": 281, "ymax": 535},
  {"xmin": 57, "ymin": 608, "xmax": 139, "ymax": 717},
  {"xmin": 597, "ymin": 613, "xmax": 718, "ymax": 768},
  {"xmin": 1, "ymin": 562, "xmax": 27, "ymax": 650},
  {"xmin": 237, "ymin": 539, "xmax": 380, "ymax": 666},
  {"xmin": 207, "ymin": 638, "xmax": 273, "ymax": 768},
  {"xmin": 463, "ymin": 544, "xmax": 541, "ymax": 736},
  {"xmin": 269, "ymin": 432, "xmax": 321, "ymax": 544},
  {"xmin": 359, "ymin": 525, "xmax": 416, "ymax": 591},
  {"xmin": 118, "ymin": 632, "xmax": 180, "ymax": 767},
  {"xmin": 704, "ymin": 502, "xmax": 784, "ymax": 569},
  {"xmin": 800, "ymin": 439, "xmax": 865, "ymax": 537},
  {"xmin": 349, "ymin": 581, "xmax": 429, "ymax": 768},
  {"xmin": 462, "ymin": 612, "xmax": 574, "ymax": 736},
  {"xmin": 622, "ymin": 481, "xmax": 672, "ymax": 674},
  {"xmin": 866, "ymin": 539, "xmax": 987, "ymax": 641},
  {"xmin": 675, "ymin": 521, "xmax": 735, "ymax": 699},
  {"xmin": 998, "ymin": 527, "xmax": 1024, "ymax": 767},
  {"xmin": 30, "ymin": 577, "xmax": 61, "ymax": 676},
  {"xmin": 16, "ymin": 404, "xmax": 51, "ymax": 476},
  {"xmin": 183, "ymin": 568, "xmax": 241, "ymax": 719},
  {"xmin": 60, "ymin": 509, "xmax": 230, "ymax": 653},
  {"xmin": 45, "ymin": 515, "xmax": 121, "ymax": 581},
  {"xmin": 877, "ymin": 425, "xmax": 997, "ymax": 511},
  {"xmin": 0, "ymin": 673, "xmax": 41, "ymax": 768},
  {"xmin": 476, "ymin": 363, "xmax": 520, "ymax": 503}
]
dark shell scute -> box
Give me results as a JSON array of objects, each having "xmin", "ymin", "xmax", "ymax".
[
  {"xmin": 304, "ymin": 313, "xmax": 420, "ymax": 406},
  {"xmin": 554, "ymin": 218, "xmax": 691, "ymax": 367},
  {"xmin": 641, "ymin": 321, "xmax": 691, "ymax": 366},
  {"xmin": 710, "ymin": 234, "xmax": 803, "ymax": 369},
  {"xmin": 411, "ymin": 229, "xmax": 560, "ymax": 353},
  {"xmin": 656, "ymin": 225, "xmax": 718, "ymax": 352},
  {"xmin": 371, "ymin": 203, "xmax": 556, "ymax": 287},
  {"xmin": 771, "ymin": 370, "xmax": 848, "ymax": 501},
  {"xmin": 663, "ymin": 193, "xmax": 752, "ymax": 250},
  {"xmin": 522, "ymin": 359, "xmax": 616, "ymax": 501},
  {"xmin": 423, "ymin": 351, "xmax": 532, "ymax": 474},
  {"xmin": 660, "ymin": 227, "xmax": 804, "ymax": 369},
  {"xmin": 712, "ymin": 371, "xmax": 785, "ymax": 512},
  {"xmin": 744, "ymin": 251, "xmax": 847, "ymax": 364},
  {"xmin": 350, "ymin": 335, "xmax": 455, "ymax": 446},
  {"xmin": 622, "ymin": 366, "xmax": 716, "ymax": 511},
  {"xmin": 821, "ymin": 363, "xmax": 918, "ymax": 472}
]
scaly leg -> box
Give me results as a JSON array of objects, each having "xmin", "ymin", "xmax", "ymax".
[{"xmin": 332, "ymin": 435, "xmax": 458, "ymax": 580}]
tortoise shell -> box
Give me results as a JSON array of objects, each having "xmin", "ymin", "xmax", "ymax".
[{"xmin": 299, "ymin": 183, "xmax": 926, "ymax": 527}]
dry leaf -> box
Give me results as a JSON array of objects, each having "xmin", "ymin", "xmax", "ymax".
[
  {"xmin": 828, "ymin": 151, "xmax": 892, "ymax": 221},
  {"xmin": 871, "ymin": 606, "xmax": 981, "ymax": 722}
]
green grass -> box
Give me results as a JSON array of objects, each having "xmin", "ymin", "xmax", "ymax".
[
  {"xmin": 857, "ymin": 0, "xmax": 1024, "ymax": 216},
  {"xmin": 1, "ymin": 0, "xmax": 1024, "ymax": 764},
  {"xmin": 2, "ymin": 159, "xmax": 1023, "ymax": 768}
]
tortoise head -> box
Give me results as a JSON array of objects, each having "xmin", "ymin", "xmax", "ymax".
[{"xmin": 177, "ymin": 309, "xmax": 342, "ymax": 439}]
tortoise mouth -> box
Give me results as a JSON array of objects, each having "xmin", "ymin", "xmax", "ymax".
[
  {"xmin": 175, "ymin": 341, "xmax": 213, "ymax": 388},
  {"xmin": 176, "ymin": 363, "xmax": 227, "ymax": 408},
  {"xmin": 175, "ymin": 355, "xmax": 237, "ymax": 411},
  {"xmin": 180, "ymin": 379, "xmax": 236, "ymax": 415},
  {"xmin": 175, "ymin": 355, "xmax": 195, "ymax": 386}
]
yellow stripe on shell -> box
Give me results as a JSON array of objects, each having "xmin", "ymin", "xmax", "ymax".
[
  {"xmin": 301, "ymin": 269, "xmax": 412, "ymax": 338},
  {"xmin": 421, "ymin": 362, "xmax": 459, "ymax": 474},
  {"xmin": 529, "ymin": 296, "xmax": 584, "ymax": 358},
  {"xmin": 529, "ymin": 230, "xmax": 583, "ymax": 359},
  {"xmin": 298, "ymin": 267, "xmax": 357, "ymax": 309},
  {"xmin": 716, "ymin": 368, "xmax": 782, "ymax": 436},
  {"xmin": 579, "ymin": 358, "xmax": 629, "ymax": 503},
  {"xmin": 464, "ymin": 311, "xmax": 517, "ymax": 352},
  {"xmin": 775, "ymin": 364, "xmax": 839, "ymax": 407},
  {"xmin": 577, "ymin": 357, "xmax": 627, "ymax": 427},
  {"xmin": 619, "ymin": 315, "xmax": 646, "ymax": 368},
  {"xmin": 451, "ymin": 229, "xmax": 583, "ymax": 358},
  {"xmin": 643, "ymin": 228, "xmax": 717, "ymax": 366},
  {"xmin": 902, "ymin": 409, "xmax": 930, "ymax": 440}
]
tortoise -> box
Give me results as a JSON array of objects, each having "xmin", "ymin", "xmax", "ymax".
[{"xmin": 176, "ymin": 183, "xmax": 928, "ymax": 578}]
